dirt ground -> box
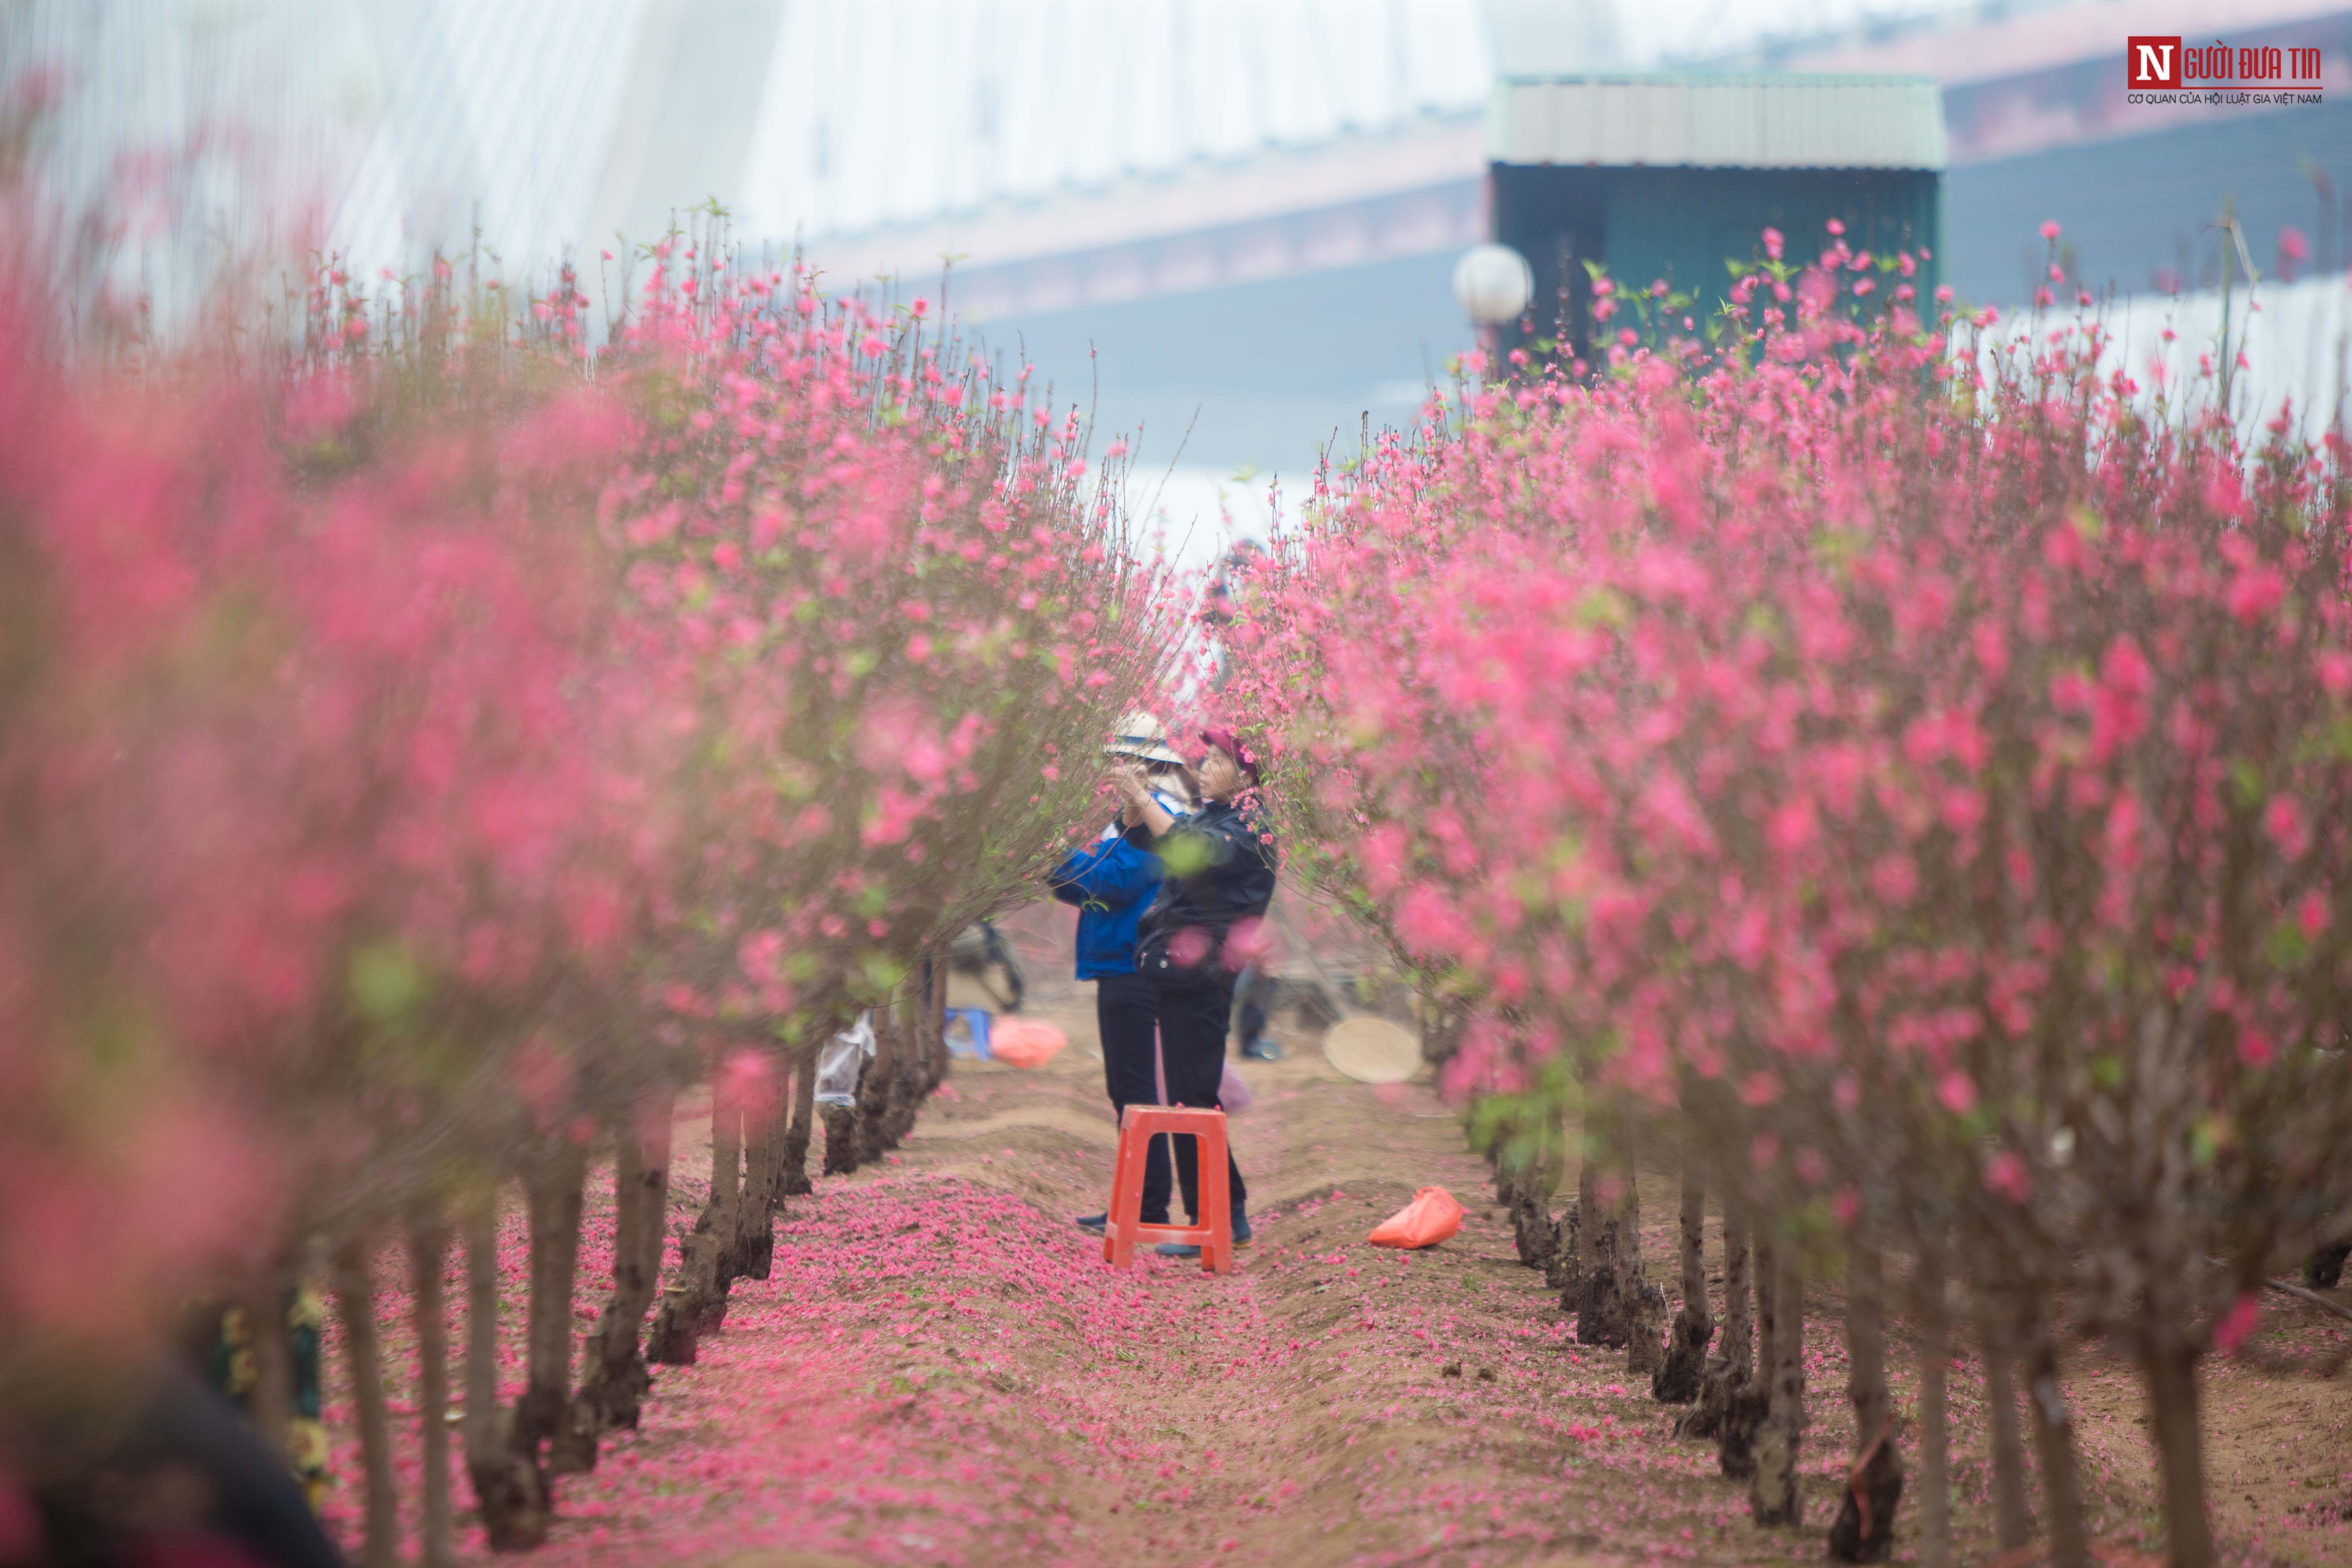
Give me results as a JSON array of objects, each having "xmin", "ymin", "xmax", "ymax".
[{"xmin": 323, "ymin": 966, "xmax": 2352, "ymax": 1567}]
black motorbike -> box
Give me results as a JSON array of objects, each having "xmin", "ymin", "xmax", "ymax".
[{"xmin": 947, "ymin": 919, "xmax": 1025, "ymax": 1013}]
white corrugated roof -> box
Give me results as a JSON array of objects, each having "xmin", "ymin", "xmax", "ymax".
[
  {"xmin": 18, "ymin": 2, "xmax": 1969, "ymax": 302},
  {"xmin": 332, "ymin": 0, "xmax": 647, "ymax": 273},
  {"xmin": 1488, "ymin": 74, "xmax": 1948, "ymax": 169},
  {"xmin": 736, "ymin": 0, "xmax": 1495, "ymax": 242},
  {"xmin": 8, "ymin": 0, "xmax": 644, "ymax": 283}
]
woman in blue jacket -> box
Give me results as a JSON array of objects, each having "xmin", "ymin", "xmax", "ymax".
[
  {"xmin": 1051, "ymin": 714, "xmax": 1193, "ymax": 1234},
  {"xmin": 1118, "ymin": 727, "xmax": 1277, "ymax": 1255}
]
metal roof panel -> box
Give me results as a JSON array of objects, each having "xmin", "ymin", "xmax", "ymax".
[{"xmin": 1488, "ymin": 74, "xmax": 1948, "ymax": 170}]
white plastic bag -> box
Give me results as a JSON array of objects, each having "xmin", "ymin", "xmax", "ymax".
[{"xmin": 814, "ymin": 1012, "xmax": 876, "ymax": 1107}]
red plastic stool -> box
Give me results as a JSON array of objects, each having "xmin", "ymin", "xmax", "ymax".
[{"xmin": 1101, "ymin": 1105, "xmax": 1234, "ymax": 1274}]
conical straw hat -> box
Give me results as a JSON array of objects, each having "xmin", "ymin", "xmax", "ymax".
[
  {"xmin": 1323, "ymin": 1015, "xmax": 1422, "ymax": 1084},
  {"xmin": 1107, "ymin": 711, "xmax": 1186, "ymax": 766}
]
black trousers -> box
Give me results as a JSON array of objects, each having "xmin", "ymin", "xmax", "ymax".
[
  {"xmin": 1096, "ymin": 971, "xmax": 1174, "ymax": 1223},
  {"xmin": 1232, "ymin": 963, "xmax": 1271, "ymax": 1048},
  {"xmin": 34, "ymin": 1361, "xmax": 346, "ymax": 1568},
  {"xmin": 1150, "ymin": 966, "xmax": 1249, "ymax": 1222}
]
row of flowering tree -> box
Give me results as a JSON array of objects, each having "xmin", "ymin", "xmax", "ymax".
[
  {"xmin": 0, "ymin": 162, "xmax": 1179, "ymax": 1565},
  {"xmin": 1221, "ymin": 230, "xmax": 2352, "ymax": 1568}
]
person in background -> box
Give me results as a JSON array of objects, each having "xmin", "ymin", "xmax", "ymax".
[
  {"xmin": 1051, "ymin": 712, "xmax": 1195, "ymax": 1236},
  {"xmin": 1120, "ymin": 727, "xmax": 1278, "ymax": 1257},
  {"xmin": 17, "ymin": 1358, "xmax": 346, "ymax": 1568},
  {"xmin": 1203, "ymin": 546, "xmax": 1275, "ymax": 1058},
  {"xmin": 1232, "ymin": 963, "xmax": 1276, "ymax": 1061},
  {"xmin": 194, "ymin": 1283, "xmax": 330, "ymax": 1513}
]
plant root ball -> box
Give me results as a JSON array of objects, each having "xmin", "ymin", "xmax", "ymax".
[
  {"xmin": 1653, "ymin": 1304, "xmax": 1712, "ymax": 1403},
  {"xmin": 1717, "ymin": 1379, "xmax": 1768, "ymax": 1480},
  {"xmin": 1827, "ymin": 1439, "xmax": 1905, "ymax": 1563}
]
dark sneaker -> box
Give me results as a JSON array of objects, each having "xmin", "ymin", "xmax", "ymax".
[
  {"xmin": 1240, "ymin": 1039, "xmax": 1281, "ymax": 1061},
  {"xmin": 1155, "ymin": 1212, "xmax": 1251, "ymax": 1259},
  {"xmin": 1074, "ymin": 1212, "xmax": 1107, "ymax": 1234}
]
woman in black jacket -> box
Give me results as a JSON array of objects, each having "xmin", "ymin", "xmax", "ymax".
[{"xmin": 1113, "ymin": 728, "xmax": 1277, "ymax": 1255}]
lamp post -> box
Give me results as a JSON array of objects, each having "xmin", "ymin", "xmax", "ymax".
[{"xmin": 1451, "ymin": 242, "xmax": 1533, "ymax": 371}]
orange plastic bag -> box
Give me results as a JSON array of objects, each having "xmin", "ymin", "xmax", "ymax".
[
  {"xmin": 1367, "ymin": 1186, "xmax": 1464, "ymax": 1249},
  {"xmin": 986, "ymin": 1018, "xmax": 1068, "ymax": 1068}
]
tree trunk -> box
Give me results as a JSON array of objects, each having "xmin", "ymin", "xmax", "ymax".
[
  {"xmin": 1983, "ymin": 1336, "xmax": 2033, "ymax": 1553},
  {"xmin": 1623, "ymin": 1163, "xmax": 1665, "ymax": 1378},
  {"xmin": 1722, "ymin": 1226, "xmax": 1774, "ymax": 1479},
  {"xmin": 1574, "ymin": 1160, "xmax": 1630, "ymax": 1347},
  {"xmin": 587, "ymin": 1113, "xmax": 649, "ymax": 1392},
  {"xmin": 1653, "ymin": 1153, "xmax": 1711, "ymax": 1403},
  {"xmin": 837, "ymin": 1011, "xmax": 889, "ymax": 1170},
  {"xmin": 865, "ymin": 1008, "xmax": 901, "ymax": 1154},
  {"xmin": 2308, "ymin": 1241, "xmax": 2350, "ymax": 1289},
  {"xmin": 463, "ymin": 1202, "xmax": 496, "ymax": 1464},
  {"xmin": 236, "ymin": 1268, "xmax": 295, "ymax": 1455},
  {"xmin": 780, "ymin": 1045, "xmax": 817, "ymax": 1197},
  {"xmin": 1507, "ymin": 1177, "xmax": 1557, "ymax": 1272},
  {"xmin": 330, "ymin": 1238, "xmax": 399, "ymax": 1568},
  {"xmin": 1828, "ymin": 1242, "xmax": 1903, "ymax": 1562},
  {"xmin": 555, "ymin": 1090, "xmax": 673, "ymax": 1472},
  {"xmin": 464, "ymin": 1196, "xmax": 548, "ymax": 1552},
  {"xmin": 648, "ymin": 1230, "xmax": 724, "ymax": 1360},
  {"xmin": 1503, "ymin": 1138, "xmax": 1559, "ymax": 1274},
  {"xmin": 650, "ymin": 1089, "xmax": 736, "ymax": 1364},
  {"xmin": 1683, "ymin": 1205, "xmax": 1749, "ymax": 1440},
  {"xmin": 1915, "ymin": 1243, "xmax": 1953, "ymax": 1568},
  {"xmin": 2026, "ymin": 1328, "xmax": 2091, "ymax": 1568},
  {"xmin": 1544, "ymin": 1199, "xmax": 1579, "ymax": 1298},
  {"xmin": 640, "ymin": 1101, "xmax": 674, "ymax": 1285},
  {"xmin": 488, "ymin": 1139, "xmax": 586, "ymax": 1548},
  {"xmin": 1541, "ymin": 1105, "xmax": 1579, "ymax": 1297},
  {"xmin": 880, "ymin": 996, "xmax": 927, "ymax": 1147},
  {"xmin": 2144, "ymin": 1342, "xmax": 2217, "ymax": 1568},
  {"xmin": 514, "ymin": 1140, "xmax": 587, "ymax": 1454},
  {"xmin": 819, "ymin": 1103, "xmax": 860, "ymax": 1173},
  {"xmin": 924, "ymin": 954, "xmax": 950, "ymax": 1092},
  {"xmin": 821, "ymin": 1026, "xmax": 866, "ymax": 1177},
  {"xmin": 1749, "ymin": 1241, "xmax": 1804, "ymax": 1526},
  {"xmin": 408, "ymin": 1220, "xmax": 456, "ymax": 1568},
  {"xmin": 698, "ymin": 1087, "xmax": 743, "ymax": 1320},
  {"xmin": 707, "ymin": 1092, "xmax": 742, "ymax": 1281},
  {"xmin": 732, "ymin": 1078, "xmax": 782, "ymax": 1282}
]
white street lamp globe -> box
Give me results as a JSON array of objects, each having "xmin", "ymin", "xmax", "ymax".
[{"xmin": 1452, "ymin": 243, "xmax": 1533, "ymax": 326}]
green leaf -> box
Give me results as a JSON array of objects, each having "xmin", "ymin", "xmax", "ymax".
[
  {"xmin": 1159, "ymin": 833, "xmax": 1213, "ymax": 878},
  {"xmin": 860, "ymin": 951, "xmax": 909, "ymax": 995},
  {"xmin": 350, "ymin": 941, "xmax": 429, "ymax": 1024},
  {"xmin": 1572, "ymin": 586, "xmax": 1627, "ymax": 629}
]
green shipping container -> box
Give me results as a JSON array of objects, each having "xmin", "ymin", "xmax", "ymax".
[{"xmin": 1486, "ymin": 75, "xmax": 1947, "ymax": 359}]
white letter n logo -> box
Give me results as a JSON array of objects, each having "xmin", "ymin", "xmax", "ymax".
[{"xmin": 2135, "ymin": 42, "xmax": 2174, "ymax": 83}]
